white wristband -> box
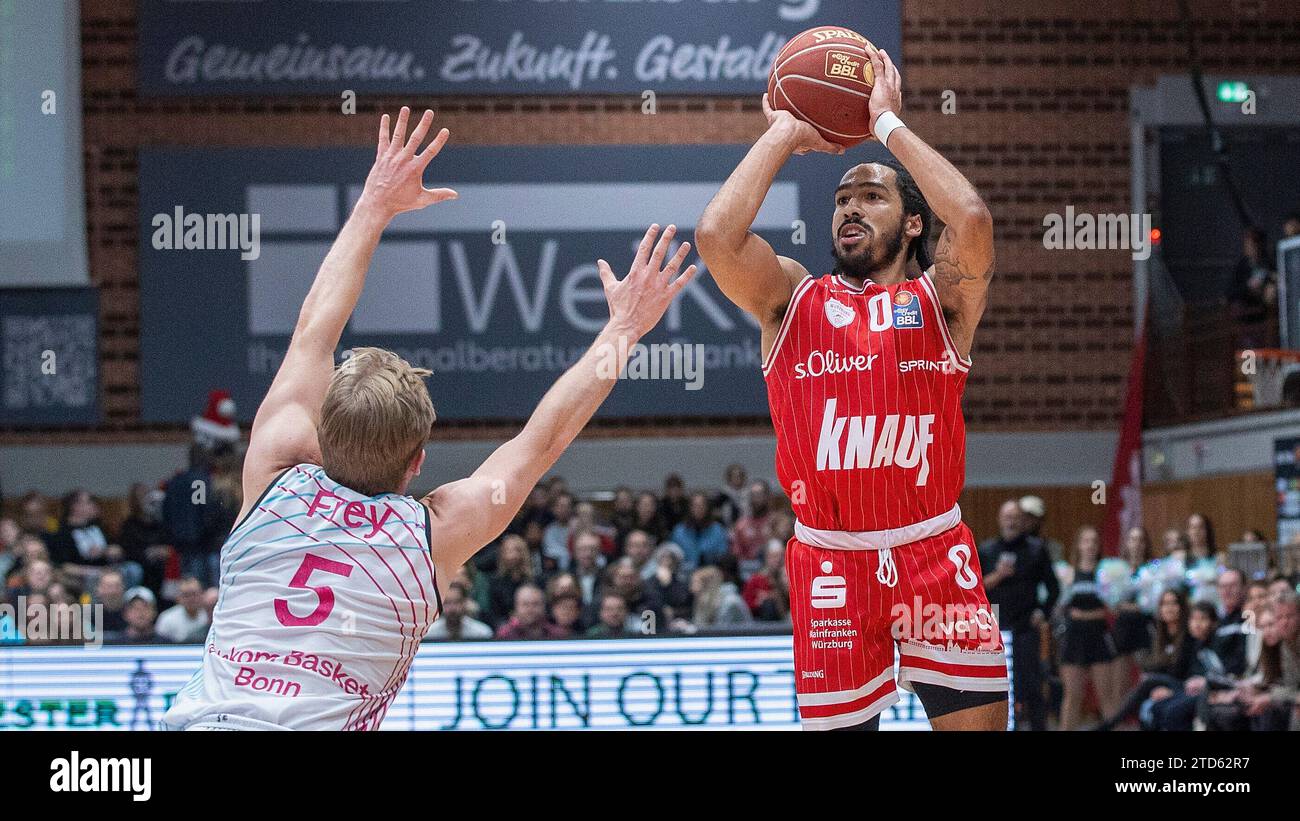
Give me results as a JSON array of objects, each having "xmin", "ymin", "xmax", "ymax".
[{"xmin": 873, "ymin": 111, "xmax": 906, "ymax": 148}]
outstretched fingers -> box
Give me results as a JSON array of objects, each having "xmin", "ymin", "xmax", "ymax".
[
  {"xmin": 634, "ymin": 224, "xmax": 661, "ymax": 270},
  {"xmin": 649, "ymin": 224, "xmax": 677, "ymax": 271},
  {"xmin": 416, "ymin": 127, "xmax": 451, "ymax": 166},
  {"xmin": 597, "ymin": 259, "xmax": 618, "ymax": 291},
  {"xmin": 669, "ymin": 264, "xmax": 698, "ymax": 296},
  {"xmin": 405, "ymin": 109, "xmax": 435, "ymax": 154},
  {"xmin": 389, "ymin": 106, "xmax": 411, "ymax": 151},
  {"xmin": 662, "ymin": 240, "xmax": 691, "ymax": 277},
  {"xmin": 377, "ymin": 113, "xmax": 391, "ymax": 157}
]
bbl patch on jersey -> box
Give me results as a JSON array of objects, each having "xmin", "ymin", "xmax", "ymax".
[{"xmin": 892, "ymin": 290, "xmax": 924, "ymax": 329}]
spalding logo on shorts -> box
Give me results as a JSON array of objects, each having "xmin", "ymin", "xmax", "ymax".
[
  {"xmin": 948, "ymin": 544, "xmax": 979, "ymax": 590},
  {"xmin": 811, "ymin": 560, "xmax": 848, "ymax": 609}
]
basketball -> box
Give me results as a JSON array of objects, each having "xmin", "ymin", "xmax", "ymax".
[{"xmin": 767, "ymin": 26, "xmax": 878, "ymax": 148}]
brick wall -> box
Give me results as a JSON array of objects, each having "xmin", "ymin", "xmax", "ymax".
[{"xmin": 13, "ymin": 0, "xmax": 1300, "ymax": 443}]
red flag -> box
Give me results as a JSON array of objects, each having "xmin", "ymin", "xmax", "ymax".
[{"xmin": 1103, "ymin": 326, "xmax": 1146, "ymax": 555}]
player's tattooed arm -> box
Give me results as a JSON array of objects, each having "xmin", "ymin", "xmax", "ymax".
[
  {"xmin": 241, "ymin": 108, "xmax": 457, "ymax": 516},
  {"xmin": 867, "ymin": 49, "xmax": 993, "ymax": 360},
  {"xmin": 422, "ymin": 225, "xmax": 696, "ymax": 577}
]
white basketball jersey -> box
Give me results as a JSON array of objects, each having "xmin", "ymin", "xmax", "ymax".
[{"xmin": 162, "ymin": 464, "xmax": 441, "ymax": 731}]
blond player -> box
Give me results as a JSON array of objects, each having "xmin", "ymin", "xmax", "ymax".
[{"xmin": 163, "ymin": 107, "xmax": 696, "ymax": 730}]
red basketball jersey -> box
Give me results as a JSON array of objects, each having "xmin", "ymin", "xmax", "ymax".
[{"xmin": 763, "ymin": 270, "xmax": 970, "ymax": 532}]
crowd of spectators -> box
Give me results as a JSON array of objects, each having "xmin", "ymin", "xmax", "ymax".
[
  {"xmin": 980, "ymin": 497, "xmax": 1300, "ymax": 732},
  {"xmin": 3, "ymin": 459, "xmax": 1298, "ymax": 732},
  {"xmin": 0, "ymin": 456, "xmax": 793, "ymax": 646},
  {"xmin": 429, "ymin": 467, "xmax": 792, "ymax": 641}
]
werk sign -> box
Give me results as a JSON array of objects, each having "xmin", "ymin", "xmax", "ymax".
[
  {"xmin": 0, "ymin": 637, "xmax": 1008, "ymax": 731},
  {"xmin": 138, "ymin": 144, "xmax": 874, "ymax": 422},
  {"xmin": 137, "ymin": 0, "xmax": 900, "ymax": 96}
]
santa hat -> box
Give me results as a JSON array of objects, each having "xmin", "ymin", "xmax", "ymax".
[{"xmin": 191, "ymin": 389, "xmax": 240, "ymax": 449}]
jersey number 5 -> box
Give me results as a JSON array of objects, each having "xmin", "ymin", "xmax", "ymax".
[{"xmin": 274, "ymin": 553, "xmax": 354, "ymax": 627}]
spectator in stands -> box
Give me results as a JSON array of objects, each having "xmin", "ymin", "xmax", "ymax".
[
  {"xmin": 1057, "ymin": 525, "xmax": 1117, "ymax": 730},
  {"xmin": 1161, "ymin": 528, "xmax": 1189, "ymax": 562},
  {"xmin": 198, "ymin": 446, "xmax": 243, "ymax": 586},
  {"xmin": 1107, "ymin": 526, "xmax": 1156, "ymax": 710},
  {"xmin": 5, "ymin": 534, "xmax": 49, "ymax": 589},
  {"xmin": 495, "ymin": 583, "xmax": 565, "ymax": 640},
  {"xmin": 660, "ymin": 474, "xmax": 689, "ymax": 530},
  {"xmin": 95, "ymin": 570, "xmax": 129, "ymax": 636},
  {"xmin": 112, "ymin": 587, "xmax": 160, "ymax": 645},
  {"xmin": 541, "ymin": 492, "xmax": 576, "ymax": 572},
  {"xmin": 1284, "ymin": 212, "xmax": 1300, "ymax": 240},
  {"xmin": 1228, "ymin": 226, "xmax": 1277, "ymax": 327},
  {"xmin": 646, "ymin": 543, "xmax": 691, "ymax": 624},
  {"xmin": 428, "ymin": 582, "xmax": 493, "ymax": 640},
  {"xmin": 743, "ymin": 541, "xmax": 790, "ymax": 622},
  {"xmin": 545, "ymin": 476, "xmax": 570, "ymax": 505},
  {"xmin": 765, "ymin": 509, "xmax": 794, "ymax": 555},
  {"xmin": 633, "ymin": 491, "xmax": 668, "ymax": 543},
  {"xmin": 1212, "ymin": 568, "xmax": 1250, "ymax": 677},
  {"xmin": 549, "ymin": 591, "xmax": 583, "ymax": 638},
  {"xmin": 609, "ymin": 486, "xmax": 637, "ymax": 547},
  {"xmin": 202, "ymin": 586, "xmax": 218, "ymax": 623},
  {"xmin": 1093, "ymin": 588, "xmax": 1192, "ymax": 730},
  {"xmin": 1186, "ymin": 512, "xmax": 1217, "ymax": 563},
  {"xmin": 1202, "ymin": 603, "xmax": 1283, "ymax": 731},
  {"xmin": 606, "ymin": 558, "xmax": 663, "ymax": 633},
  {"xmin": 46, "ymin": 490, "xmax": 141, "ymax": 588},
  {"xmin": 507, "ymin": 485, "xmax": 551, "ymax": 538},
  {"xmin": 520, "ymin": 519, "xmax": 548, "ymax": 576},
  {"xmin": 117, "ymin": 483, "xmax": 172, "ymax": 597},
  {"xmin": 16, "ymin": 559, "xmax": 54, "ymax": 598},
  {"xmin": 17, "ymin": 491, "xmax": 55, "ymax": 544},
  {"xmin": 545, "ymin": 572, "xmax": 580, "ymax": 601},
  {"xmin": 164, "ymin": 444, "xmax": 215, "ymax": 586},
  {"xmin": 676, "ymin": 566, "xmax": 750, "ymax": 633},
  {"xmin": 979, "ymin": 499, "xmax": 1059, "ymax": 731},
  {"xmin": 155, "ymin": 577, "xmax": 210, "ymax": 643},
  {"xmin": 714, "ymin": 463, "xmax": 749, "ymax": 527},
  {"xmin": 588, "ymin": 593, "xmax": 632, "ymax": 638},
  {"xmin": 1144, "ymin": 602, "xmax": 1224, "ymax": 730},
  {"xmin": 488, "ymin": 535, "xmax": 535, "ymax": 627},
  {"xmin": 570, "ymin": 530, "xmax": 605, "ymax": 609},
  {"xmin": 569, "ymin": 501, "xmax": 616, "ymax": 558},
  {"xmin": 731, "ymin": 480, "xmax": 773, "ymax": 578},
  {"xmin": 1019, "ymin": 495, "xmax": 1064, "ymax": 564},
  {"xmin": 624, "ymin": 529, "xmax": 655, "ymax": 581},
  {"xmin": 671, "ymin": 492, "xmax": 730, "ymax": 572},
  {"xmin": 0, "ymin": 518, "xmax": 19, "ymax": 581},
  {"xmin": 453, "ymin": 563, "xmax": 491, "ymax": 622}
]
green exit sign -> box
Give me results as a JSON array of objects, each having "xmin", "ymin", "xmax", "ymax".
[{"xmin": 1217, "ymin": 81, "xmax": 1251, "ymax": 103}]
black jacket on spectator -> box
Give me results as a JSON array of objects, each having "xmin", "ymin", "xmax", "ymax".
[
  {"xmin": 977, "ymin": 533, "xmax": 1059, "ymax": 632},
  {"xmin": 163, "ymin": 466, "xmax": 210, "ymax": 555},
  {"xmin": 46, "ymin": 522, "xmax": 111, "ymax": 567},
  {"xmin": 118, "ymin": 514, "xmax": 171, "ymax": 594},
  {"xmin": 646, "ymin": 574, "xmax": 692, "ymax": 621},
  {"xmin": 1211, "ymin": 608, "xmax": 1249, "ymax": 677}
]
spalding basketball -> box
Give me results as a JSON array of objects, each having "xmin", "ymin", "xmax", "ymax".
[{"xmin": 767, "ymin": 26, "xmax": 877, "ymax": 148}]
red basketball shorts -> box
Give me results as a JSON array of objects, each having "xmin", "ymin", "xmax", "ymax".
[{"xmin": 786, "ymin": 522, "xmax": 1008, "ymax": 730}]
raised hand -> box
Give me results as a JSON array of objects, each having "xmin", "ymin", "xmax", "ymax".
[
  {"xmin": 359, "ymin": 107, "xmax": 458, "ymax": 218},
  {"xmin": 867, "ymin": 48, "xmax": 902, "ymax": 136},
  {"xmin": 597, "ymin": 224, "xmax": 698, "ymax": 340},
  {"xmin": 762, "ymin": 92, "xmax": 845, "ymax": 156}
]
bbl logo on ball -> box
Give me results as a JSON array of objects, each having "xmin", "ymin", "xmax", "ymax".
[
  {"xmin": 892, "ymin": 290, "xmax": 924, "ymax": 329},
  {"xmin": 825, "ymin": 51, "xmax": 867, "ymax": 85}
]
